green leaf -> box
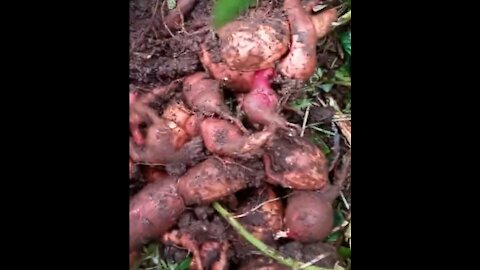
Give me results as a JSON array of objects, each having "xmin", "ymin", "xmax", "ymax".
[
  {"xmin": 338, "ymin": 246, "xmax": 351, "ymax": 259},
  {"xmin": 319, "ymin": 83, "xmax": 334, "ymax": 93},
  {"xmin": 175, "ymin": 256, "xmax": 192, "ymax": 270},
  {"xmin": 213, "ymin": 0, "xmax": 256, "ymax": 29},
  {"xmin": 334, "ymin": 65, "xmax": 350, "ymax": 82},
  {"xmin": 339, "ymin": 31, "xmax": 351, "ymax": 56},
  {"xmin": 290, "ymin": 98, "xmax": 312, "ymax": 110},
  {"xmin": 326, "ymin": 209, "xmax": 345, "ymax": 242},
  {"xmin": 309, "ymin": 67, "xmax": 323, "ymax": 82},
  {"xmin": 167, "ymin": 0, "xmax": 176, "ymax": 10}
]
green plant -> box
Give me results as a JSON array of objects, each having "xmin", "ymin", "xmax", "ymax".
[{"xmin": 212, "ymin": 0, "xmax": 256, "ymax": 29}]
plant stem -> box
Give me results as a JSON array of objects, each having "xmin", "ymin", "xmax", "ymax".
[
  {"xmin": 332, "ymin": 10, "xmax": 351, "ymax": 27},
  {"xmin": 212, "ymin": 202, "xmax": 332, "ymax": 270}
]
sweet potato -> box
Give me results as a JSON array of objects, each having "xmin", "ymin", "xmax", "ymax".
[
  {"xmin": 162, "ymin": 231, "xmax": 229, "ymax": 270},
  {"xmin": 233, "ymin": 186, "xmax": 283, "ymax": 257},
  {"xmin": 162, "ymin": 0, "xmax": 198, "ymax": 32},
  {"xmin": 199, "ymin": 43, "xmax": 254, "ymax": 93},
  {"xmin": 162, "ymin": 230, "xmax": 203, "ymax": 270},
  {"xmin": 284, "ymin": 190, "xmax": 334, "ymax": 243},
  {"xmin": 198, "ymin": 241, "xmax": 230, "ymax": 270},
  {"xmin": 311, "ymin": 8, "xmax": 337, "ymax": 39},
  {"xmin": 216, "ymin": 13, "xmax": 290, "ymax": 72},
  {"xmin": 200, "ymin": 118, "xmax": 273, "ymax": 157},
  {"xmin": 129, "ymin": 176, "xmax": 186, "ymax": 266},
  {"xmin": 238, "ymin": 186, "xmax": 283, "ymax": 239},
  {"xmin": 242, "ymin": 68, "xmax": 300, "ymax": 131},
  {"xmin": 183, "ymin": 72, "xmax": 248, "ymax": 133},
  {"xmin": 278, "ymin": 0, "xmax": 318, "ymax": 81},
  {"xmin": 177, "ymin": 157, "xmax": 253, "ymax": 205},
  {"xmin": 184, "ymin": 113, "xmax": 201, "ymax": 137},
  {"xmin": 129, "ymin": 98, "xmax": 205, "ymax": 171},
  {"xmin": 263, "ymin": 135, "xmax": 329, "ymax": 190},
  {"xmin": 162, "ymin": 100, "xmax": 194, "ymax": 131},
  {"xmin": 141, "ymin": 166, "xmax": 169, "ymax": 183}
]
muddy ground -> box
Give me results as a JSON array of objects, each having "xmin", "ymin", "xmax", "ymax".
[{"xmin": 130, "ymin": 0, "xmax": 351, "ymax": 269}]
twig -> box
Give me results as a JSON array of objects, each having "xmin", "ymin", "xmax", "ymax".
[
  {"xmin": 328, "ymin": 122, "xmax": 341, "ymax": 172},
  {"xmin": 309, "ymin": 126, "xmax": 335, "ymax": 136},
  {"xmin": 300, "ymin": 104, "xmax": 311, "ymax": 137},
  {"xmin": 299, "ymin": 254, "xmax": 331, "ymax": 269},
  {"xmin": 324, "ymin": 96, "xmax": 351, "ymax": 147},
  {"xmin": 232, "ymin": 193, "xmax": 292, "ymax": 219},
  {"xmin": 212, "ymin": 202, "xmax": 332, "ymax": 270},
  {"xmin": 161, "ymin": 0, "xmax": 176, "ymax": 38},
  {"xmin": 176, "ymin": 4, "xmax": 189, "ymax": 34},
  {"xmin": 340, "ymin": 191, "xmax": 350, "ymax": 210},
  {"xmin": 332, "ymin": 10, "xmax": 351, "ymax": 27}
]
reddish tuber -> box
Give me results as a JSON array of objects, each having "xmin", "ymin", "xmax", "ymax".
[
  {"xmin": 278, "ymin": 0, "xmax": 319, "ymax": 81},
  {"xmin": 284, "ymin": 185, "xmax": 341, "ymax": 243},
  {"xmin": 177, "ymin": 157, "xmax": 253, "ymax": 205},
  {"xmin": 183, "ymin": 72, "xmax": 248, "ymax": 133},
  {"xmin": 200, "ymin": 118, "xmax": 273, "ymax": 157},
  {"xmin": 263, "ymin": 135, "xmax": 329, "ymax": 190},
  {"xmin": 129, "ymin": 176, "xmax": 186, "ymax": 266},
  {"xmin": 242, "ymin": 68, "xmax": 299, "ymax": 132},
  {"xmin": 199, "ymin": 43, "xmax": 254, "ymax": 93},
  {"xmin": 129, "ymin": 103, "xmax": 204, "ymax": 174},
  {"xmin": 216, "ymin": 14, "xmax": 290, "ymax": 72}
]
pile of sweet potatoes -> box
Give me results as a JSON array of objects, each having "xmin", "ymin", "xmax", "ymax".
[{"xmin": 129, "ymin": 1, "xmax": 343, "ymax": 269}]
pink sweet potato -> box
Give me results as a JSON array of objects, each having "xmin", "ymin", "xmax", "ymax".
[
  {"xmin": 129, "ymin": 103, "xmax": 203, "ymax": 167},
  {"xmin": 311, "ymin": 8, "xmax": 338, "ymax": 39},
  {"xmin": 177, "ymin": 157, "xmax": 252, "ymax": 205},
  {"xmin": 183, "ymin": 72, "xmax": 248, "ymax": 133},
  {"xmin": 200, "ymin": 118, "xmax": 273, "ymax": 157},
  {"xmin": 184, "ymin": 113, "xmax": 201, "ymax": 137},
  {"xmin": 162, "ymin": 100, "xmax": 194, "ymax": 131},
  {"xmin": 141, "ymin": 166, "xmax": 169, "ymax": 183},
  {"xmin": 242, "ymin": 68, "xmax": 300, "ymax": 131},
  {"xmin": 284, "ymin": 190, "xmax": 335, "ymax": 243},
  {"xmin": 216, "ymin": 13, "xmax": 290, "ymax": 72},
  {"xmin": 278, "ymin": 0, "xmax": 319, "ymax": 81},
  {"xmin": 199, "ymin": 43, "xmax": 254, "ymax": 93},
  {"xmin": 233, "ymin": 186, "xmax": 284, "ymax": 257},
  {"xmin": 129, "ymin": 176, "xmax": 186, "ymax": 266},
  {"xmin": 263, "ymin": 135, "xmax": 329, "ymax": 190}
]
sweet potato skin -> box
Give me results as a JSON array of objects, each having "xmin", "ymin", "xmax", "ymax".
[
  {"xmin": 162, "ymin": 0, "xmax": 197, "ymax": 31},
  {"xmin": 279, "ymin": 0, "xmax": 318, "ymax": 81},
  {"xmin": 129, "ymin": 176, "xmax": 186, "ymax": 265},
  {"xmin": 162, "ymin": 100, "xmax": 194, "ymax": 131},
  {"xmin": 184, "ymin": 114, "xmax": 201, "ymax": 137},
  {"xmin": 177, "ymin": 157, "xmax": 250, "ymax": 205},
  {"xmin": 284, "ymin": 191, "xmax": 334, "ymax": 243},
  {"xmin": 242, "ymin": 68, "xmax": 279, "ymax": 126},
  {"xmin": 199, "ymin": 43, "xmax": 254, "ymax": 93},
  {"xmin": 141, "ymin": 166, "xmax": 169, "ymax": 183},
  {"xmin": 129, "ymin": 117, "xmax": 190, "ymax": 165},
  {"xmin": 200, "ymin": 117, "xmax": 274, "ymax": 157},
  {"xmin": 200, "ymin": 118, "xmax": 243, "ymax": 156},
  {"xmin": 183, "ymin": 72, "xmax": 248, "ymax": 133},
  {"xmin": 217, "ymin": 17, "xmax": 290, "ymax": 72},
  {"xmin": 263, "ymin": 135, "xmax": 329, "ymax": 190},
  {"xmin": 233, "ymin": 186, "xmax": 283, "ymax": 257},
  {"xmin": 311, "ymin": 8, "xmax": 337, "ymax": 39}
]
